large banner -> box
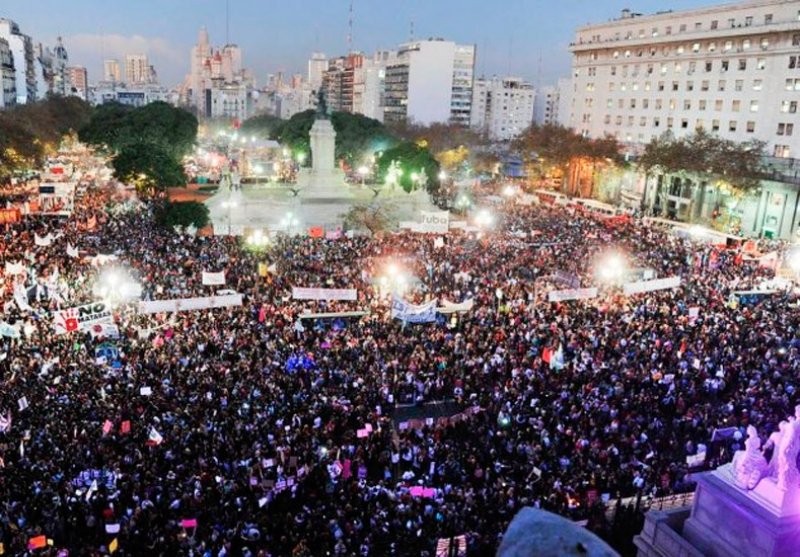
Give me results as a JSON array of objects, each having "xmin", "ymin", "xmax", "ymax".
[
  {"xmin": 291, "ymin": 287, "xmax": 357, "ymax": 301},
  {"xmin": 415, "ymin": 211, "xmax": 449, "ymax": 234},
  {"xmin": 548, "ymin": 287, "xmax": 599, "ymax": 303},
  {"xmin": 137, "ymin": 294, "xmax": 243, "ymax": 314},
  {"xmin": 391, "ymin": 295, "xmax": 437, "ymax": 323},
  {"xmin": 438, "ymin": 299, "xmax": 475, "ymax": 313},
  {"xmin": 623, "ymin": 276, "xmax": 681, "ymax": 296},
  {"xmin": 53, "ymin": 301, "xmax": 114, "ymax": 334},
  {"xmin": 202, "ymin": 271, "xmax": 226, "ymax": 286}
]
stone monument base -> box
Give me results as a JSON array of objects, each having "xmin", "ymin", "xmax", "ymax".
[{"xmin": 636, "ymin": 465, "xmax": 800, "ymax": 557}]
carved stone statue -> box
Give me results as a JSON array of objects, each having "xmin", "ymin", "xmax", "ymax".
[
  {"xmin": 777, "ymin": 418, "xmax": 800, "ymax": 492},
  {"xmin": 764, "ymin": 420, "xmax": 788, "ymax": 479},
  {"xmin": 315, "ymin": 89, "xmax": 329, "ymax": 120},
  {"xmin": 731, "ymin": 425, "xmax": 768, "ymax": 490}
]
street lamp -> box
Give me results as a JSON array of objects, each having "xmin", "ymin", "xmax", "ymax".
[
  {"xmin": 281, "ymin": 211, "xmax": 299, "ymax": 235},
  {"xmin": 438, "ymin": 170, "xmax": 447, "ymax": 182},
  {"xmin": 503, "ymin": 184, "xmax": 517, "ymax": 198},
  {"xmin": 296, "ymin": 152, "xmax": 306, "ymax": 166},
  {"xmin": 246, "ymin": 228, "xmax": 269, "ymax": 247},
  {"xmin": 475, "ymin": 209, "xmax": 494, "ymax": 229},
  {"xmin": 596, "ymin": 252, "xmax": 627, "ymax": 284}
]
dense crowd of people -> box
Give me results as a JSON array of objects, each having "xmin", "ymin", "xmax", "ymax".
[{"xmin": 0, "ymin": 157, "xmax": 795, "ymax": 556}]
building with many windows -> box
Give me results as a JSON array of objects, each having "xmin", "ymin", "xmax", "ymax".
[
  {"xmin": 569, "ymin": 1, "xmax": 800, "ymax": 158},
  {"xmin": 0, "ymin": 18, "xmax": 36, "ymax": 104},
  {"xmin": 67, "ymin": 66, "xmax": 88, "ymax": 100},
  {"xmin": 383, "ymin": 39, "xmax": 476, "ymax": 126},
  {"xmin": 0, "ymin": 38, "xmax": 15, "ymax": 109},
  {"xmin": 125, "ymin": 54, "xmax": 150, "ymax": 85},
  {"xmin": 103, "ymin": 59, "xmax": 121, "ymax": 83},
  {"xmin": 471, "ymin": 76, "xmax": 535, "ymax": 140}
]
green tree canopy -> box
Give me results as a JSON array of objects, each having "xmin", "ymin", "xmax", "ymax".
[
  {"xmin": 276, "ymin": 109, "xmax": 397, "ymax": 166},
  {"xmin": 154, "ymin": 200, "xmax": 210, "ymax": 229},
  {"xmin": 0, "ymin": 96, "xmax": 94, "ymax": 179},
  {"xmin": 376, "ymin": 141, "xmax": 440, "ymax": 194},
  {"xmin": 512, "ymin": 123, "xmax": 623, "ymax": 171},
  {"xmin": 239, "ymin": 113, "xmax": 285, "ymax": 139},
  {"xmin": 112, "ymin": 141, "xmax": 187, "ymax": 194},
  {"xmin": 639, "ymin": 130, "xmax": 766, "ymax": 192},
  {"xmin": 79, "ymin": 101, "xmax": 198, "ymax": 159}
]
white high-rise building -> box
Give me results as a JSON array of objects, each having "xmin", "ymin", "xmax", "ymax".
[
  {"xmin": 0, "ymin": 18, "xmax": 36, "ymax": 104},
  {"xmin": 471, "ymin": 76, "xmax": 535, "ymax": 140},
  {"xmin": 570, "ymin": 1, "xmax": 800, "ymax": 157},
  {"xmin": 103, "ymin": 59, "xmax": 121, "ymax": 82},
  {"xmin": 0, "ymin": 37, "xmax": 16, "ymax": 109},
  {"xmin": 185, "ymin": 27, "xmax": 255, "ymax": 119},
  {"xmin": 308, "ymin": 52, "xmax": 328, "ymax": 92},
  {"xmin": 534, "ymin": 85, "xmax": 560, "ymax": 126},
  {"xmin": 125, "ymin": 54, "xmax": 150, "ymax": 84},
  {"xmin": 383, "ymin": 39, "xmax": 476, "ymax": 126},
  {"xmin": 556, "ymin": 77, "xmax": 574, "ymax": 128}
]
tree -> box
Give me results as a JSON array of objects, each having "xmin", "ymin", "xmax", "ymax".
[
  {"xmin": 240, "ymin": 113, "xmax": 285, "ymax": 139},
  {"xmin": 639, "ymin": 130, "xmax": 766, "ymax": 218},
  {"xmin": 112, "ymin": 142, "xmax": 187, "ymax": 194},
  {"xmin": 342, "ymin": 201, "xmax": 395, "ymax": 235},
  {"xmin": 79, "ymin": 101, "xmax": 198, "ymax": 158},
  {"xmin": 277, "ymin": 109, "xmax": 397, "ymax": 167},
  {"xmin": 154, "ymin": 201, "xmax": 210, "ymax": 229},
  {"xmin": 376, "ymin": 141, "xmax": 441, "ymax": 194}
]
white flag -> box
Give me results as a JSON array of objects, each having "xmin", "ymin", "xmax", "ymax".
[
  {"xmin": 34, "ymin": 233, "xmax": 53, "ymax": 247},
  {"xmin": 66, "ymin": 244, "xmax": 79, "ymax": 258},
  {"xmin": 17, "ymin": 396, "xmax": 29, "ymax": 412}
]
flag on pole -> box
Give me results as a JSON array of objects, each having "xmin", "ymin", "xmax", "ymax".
[
  {"xmin": 109, "ymin": 538, "xmax": 118, "ymax": 554},
  {"xmin": 17, "ymin": 396, "xmax": 29, "ymax": 412},
  {"xmin": 66, "ymin": 244, "xmax": 79, "ymax": 258},
  {"xmin": 147, "ymin": 426, "xmax": 163, "ymax": 446}
]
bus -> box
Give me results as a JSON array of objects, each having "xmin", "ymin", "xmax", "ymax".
[
  {"xmin": 534, "ymin": 189, "xmax": 569, "ymax": 206},
  {"xmin": 570, "ymin": 198, "xmax": 631, "ymax": 225}
]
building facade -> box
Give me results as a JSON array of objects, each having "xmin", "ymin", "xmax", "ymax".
[
  {"xmin": 185, "ymin": 27, "xmax": 254, "ymax": 120},
  {"xmin": 321, "ymin": 52, "xmax": 385, "ymax": 121},
  {"xmin": 534, "ymin": 85, "xmax": 560, "ymax": 126},
  {"xmin": 67, "ymin": 66, "xmax": 88, "ymax": 100},
  {"xmin": 0, "ymin": 37, "xmax": 15, "ymax": 109},
  {"xmin": 0, "ymin": 19, "xmax": 36, "ymax": 104},
  {"xmin": 103, "ymin": 59, "xmax": 121, "ymax": 82},
  {"xmin": 471, "ymin": 76, "xmax": 535, "ymax": 140},
  {"xmin": 383, "ymin": 39, "xmax": 476, "ymax": 126},
  {"xmin": 570, "ymin": 1, "xmax": 800, "ymax": 157},
  {"xmin": 125, "ymin": 54, "xmax": 150, "ymax": 85}
]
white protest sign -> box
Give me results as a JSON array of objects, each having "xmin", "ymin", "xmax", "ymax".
[
  {"xmin": 623, "ymin": 276, "xmax": 681, "ymax": 296},
  {"xmin": 202, "ymin": 271, "xmax": 226, "ymax": 286},
  {"xmin": 137, "ymin": 294, "xmax": 243, "ymax": 314},
  {"xmin": 415, "ymin": 211, "xmax": 449, "ymax": 234},
  {"xmin": 548, "ymin": 287, "xmax": 599, "ymax": 303},
  {"xmin": 291, "ymin": 287, "xmax": 357, "ymax": 301}
]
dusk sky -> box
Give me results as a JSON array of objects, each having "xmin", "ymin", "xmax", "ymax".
[{"xmin": 6, "ymin": 0, "xmax": 712, "ymax": 88}]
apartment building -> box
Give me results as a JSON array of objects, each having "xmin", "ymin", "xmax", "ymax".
[
  {"xmin": 471, "ymin": 76, "xmax": 535, "ymax": 140},
  {"xmin": 570, "ymin": 1, "xmax": 800, "ymax": 158}
]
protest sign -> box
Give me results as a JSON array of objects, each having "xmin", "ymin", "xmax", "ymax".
[
  {"xmin": 137, "ymin": 294, "xmax": 243, "ymax": 314},
  {"xmin": 547, "ymin": 287, "xmax": 598, "ymax": 303},
  {"xmin": 291, "ymin": 287, "xmax": 358, "ymax": 301},
  {"xmin": 437, "ymin": 299, "xmax": 474, "ymax": 314},
  {"xmin": 202, "ymin": 271, "xmax": 226, "ymax": 286},
  {"xmin": 623, "ymin": 276, "xmax": 681, "ymax": 296},
  {"xmin": 391, "ymin": 296, "xmax": 437, "ymax": 323},
  {"xmin": 52, "ymin": 302, "xmax": 113, "ymax": 335}
]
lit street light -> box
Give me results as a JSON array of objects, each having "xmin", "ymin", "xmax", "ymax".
[
  {"xmin": 596, "ymin": 252, "xmax": 628, "ymax": 283},
  {"xmin": 357, "ymin": 166, "xmax": 369, "ymax": 187}
]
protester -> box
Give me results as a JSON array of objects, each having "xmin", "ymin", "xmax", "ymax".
[{"xmin": 0, "ymin": 156, "xmax": 793, "ymax": 556}]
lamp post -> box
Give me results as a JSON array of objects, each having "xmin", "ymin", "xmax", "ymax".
[{"xmin": 596, "ymin": 252, "xmax": 628, "ymax": 285}]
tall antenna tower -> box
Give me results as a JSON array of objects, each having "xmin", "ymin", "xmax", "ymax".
[
  {"xmin": 409, "ymin": 18, "xmax": 415, "ymax": 42},
  {"xmin": 225, "ymin": 0, "xmax": 230, "ymax": 44},
  {"xmin": 347, "ymin": 0, "xmax": 354, "ymax": 53}
]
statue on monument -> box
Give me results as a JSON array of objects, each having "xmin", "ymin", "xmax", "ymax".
[
  {"xmin": 776, "ymin": 416, "xmax": 800, "ymax": 491},
  {"xmin": 731, "ymin": 425, "xmax": 768, "ymax": 489},
  {"xmin": 315, "ymin": 88, "xmax": 330, "ymax": 120}
]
